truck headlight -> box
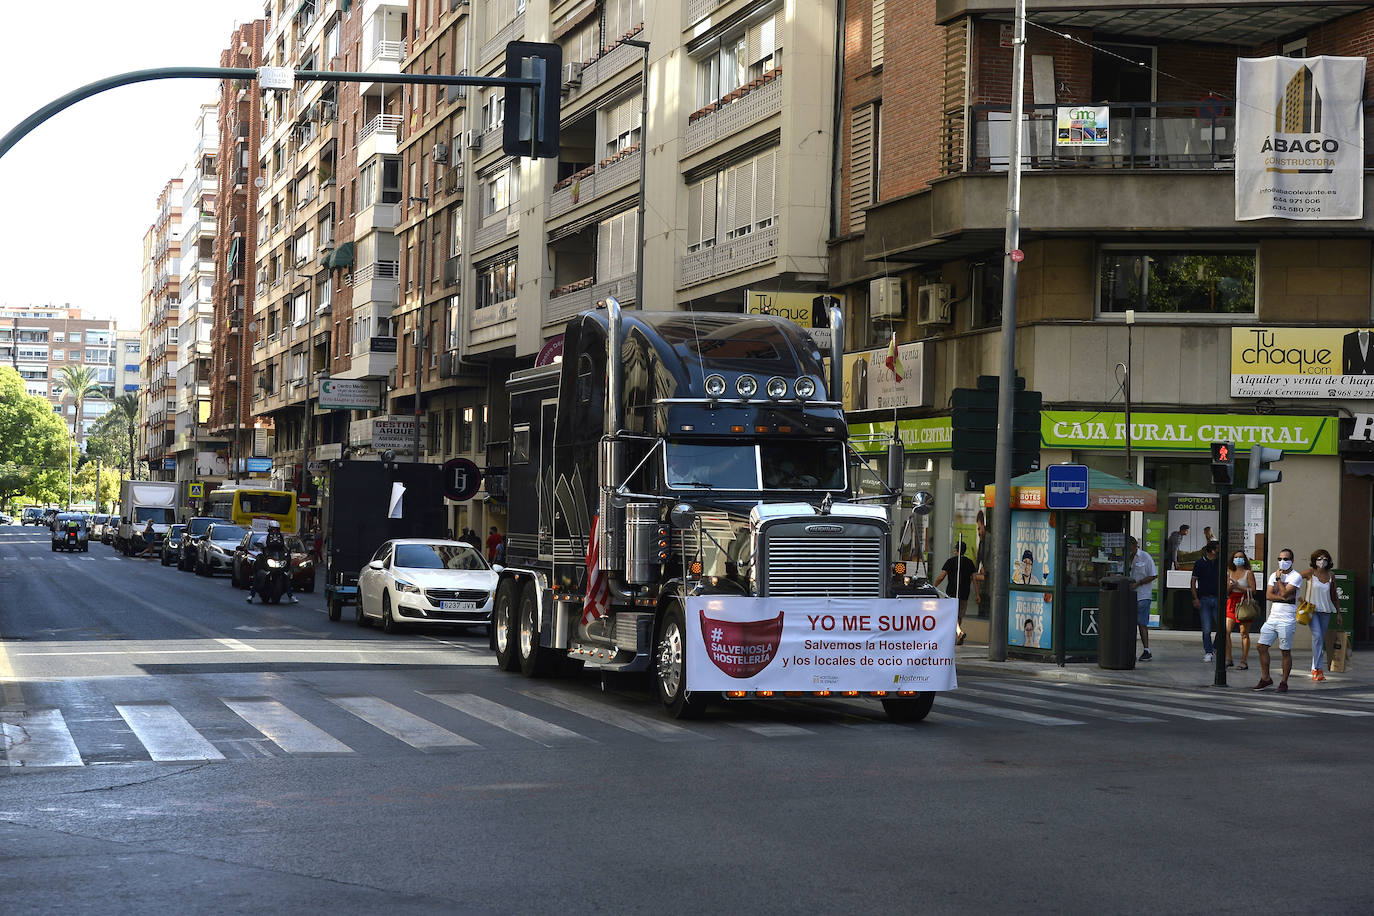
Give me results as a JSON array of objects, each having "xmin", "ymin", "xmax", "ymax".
[
  {"xmin": 795, "ymin": 377, "xmax": 816, "ymax": 400},
  {"xmin": 735, "ymin": 375, "xmax": 757, "ymax": 399},
  {"xmin": 704, "ymin": 374, "xmax": 726, "ymax": 398},
  {"xmin": 765, "ymin": 377, "xmax": 788, "ymax": 400}
]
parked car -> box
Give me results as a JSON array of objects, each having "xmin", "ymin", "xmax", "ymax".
[
  {"xmin": 50, "ymin": 513, "xmax": 89, "ymax": 552},
  {"xmin": 21, "ymin": 507, "xmax": 44, "ymax": 526},
  {"xmin": 195, "ymin": 523, "xmax": 247, "ymax": 576},
  {"xmin": 176, "ymin": 517, "xmax": 218, "ymax": 571},
  {"xmin": 88, "ymin": 514, "xmax": 110, "ymax": 541},
  {"xmin": 101, "ymin": 517, "xmax": 117, "ymax": 544},
  {"xmin": 231, "ymin": 530, "xmax": 315, "ymax": 592},
  {"xmin": 356, "ymin": 539, "xmax": 498, "ymax": 633},
  {"xmin": 160, "ymin": 524, "xmax": 187, "ymax": 565},
  {"xmin": 0, "ymin": 513, "xmax": 12, "ymax": 525}
]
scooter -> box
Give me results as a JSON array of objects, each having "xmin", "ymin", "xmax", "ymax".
[{"xmin": 253, "ymin": 556, "xmax": 289, "ymax": 605}]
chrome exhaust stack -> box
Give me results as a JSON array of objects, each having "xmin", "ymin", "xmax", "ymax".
[
  {"xmin": 828, "ymin": 300, "xmax": 845, "ymax": 406},
  {"xmin": 599, "ymin": 295, "xmax": 625, "ymax": 574}
]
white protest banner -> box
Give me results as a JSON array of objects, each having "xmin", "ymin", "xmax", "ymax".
[
  {"xmin": 1235, "ymin": 55, "xmax": 1365, "ymax": 221},
  {"xmin": 684, "ymin": 596, "xmax": 958, "ymax": 693}
]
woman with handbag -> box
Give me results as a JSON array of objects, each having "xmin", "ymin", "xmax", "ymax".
[
  {"xmin": 1224, "ymin": 549, "xmax": 1258, "ymax": 670},
  {"xmin": 1300, "ymin": 548, "xmax": 1340, "ymax": 682}
]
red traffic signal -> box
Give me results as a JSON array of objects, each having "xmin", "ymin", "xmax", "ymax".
[{"xmin": 1210, "ymin": 441, "xmax": 1234, "ymax": 486}]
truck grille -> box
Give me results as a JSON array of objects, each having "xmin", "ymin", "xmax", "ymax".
[{"xmin": 763, "ymin": 535, "xmax": 885, "ymax": 597}]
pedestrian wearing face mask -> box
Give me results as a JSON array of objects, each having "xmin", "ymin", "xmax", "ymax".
[
  {"xmin": 1300, "ymin": 548, "xmax": 1341, "ymax": 682},
  {"xmin": 1224, "ymin": 550, "xmax": 1257, "ymax": 670},
  {"xmin": 1254, "ymin": 547, "xmax": 1303, "ymax": 693}
]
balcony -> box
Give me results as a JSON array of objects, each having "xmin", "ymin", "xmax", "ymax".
[
  {"xmin": 358, "ymin": 114, "xmax": 402, "ymax": 163},
  {"xmin": 678, "ymin": 223, "xmax": 778, "ymax": 288},
  {"xmin": 473, "ymin": 206, "xmax": 518, "ymax": 253},
  {"xmin": 549, "ymin": 147, "xmax": 639, "ymax": 220},
  {"xmin": 545, "ymin": 272, "xmax": 636, "ymax": 327},
  {"xmin": 351, "ymin": 260, "xmax": 400, "ymax": 307},
  {"xmin": 686, "ymin": 0, "xmax": 728, "ymax": 26},
  {"xmin": 561, "ymin": 34, "xmax": 644, "ymax": 106},
  {"xmin": 479, "ymin": 13, "xmax": 524, "ymax": 67},
  {"xmin": 477, "ymin": 124, "xmax": 503, "ymax": 159},
  {"xmin": 683, "ymin": 69, "xmax": 783, "ymax": 158},
  {"xmin": 335, "ymin": 335, "xmax": 397, "ymax": 381},
  {"xmin": 355, "ymin": 200, "xmax": 399, "ymax": 235}
]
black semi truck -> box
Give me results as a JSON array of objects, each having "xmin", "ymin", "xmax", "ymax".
[{"xmin": 488, "ymin": 298, "xmax": 955, "ymax": 720}]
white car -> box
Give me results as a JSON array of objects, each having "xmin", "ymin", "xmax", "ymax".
[{"xmin": 357, "ymin": 539, "xmax": 499, "ymax": 634}]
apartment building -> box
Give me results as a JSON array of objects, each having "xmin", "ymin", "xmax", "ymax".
[
  {"xmin": 174, "ymin": 104, "xmax": 230, "ymax": 491},
  {"xmin": 0, "ymin": 304, "xmax": 117, "ymax": 447},
  {"xmin": 116, "ymin": 332, "xmax": 141, "ymax": 398},
  {"xmin": 209, "ymin": 20, "xmax": 268, "ymax": 480},
  {"xmin": 250, "ymin": 0, "xmax": 352, "ymax": 501},
  {"xmin": 139, "ymin": 179, "xmax": 183, "ymax": 481},
  {"xmin": 829, "ymin": 1, "xmax": 1374, "ymax": 640}
]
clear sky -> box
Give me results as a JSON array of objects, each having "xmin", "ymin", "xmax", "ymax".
[{"xmin": 0, "ymin": 1, "xmax": 267, "ymax": 333}]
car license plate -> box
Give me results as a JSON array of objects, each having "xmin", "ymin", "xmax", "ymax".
[{"xmin": 440, "ymin": 600, "xmax": 478, "ymax": 611}]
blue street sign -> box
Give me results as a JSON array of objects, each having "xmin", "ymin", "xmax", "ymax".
[
  {"xmin": 242, "ymin": 457, "xmax": 272, "ymax": 473},
  {"xmin": 1046, "ymin": 463, "xmax": 1089, "ymax": 510}
]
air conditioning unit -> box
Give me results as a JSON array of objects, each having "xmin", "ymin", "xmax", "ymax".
[
  {"xmin": 916, "ymin": 283, "xmax": 953, "ymax": 326},
  {"xmin": 432, "ymin": 141, "xmax": 449, "ymax": 164},
  {"xmin": 562, "ymin": 62, "xmax": 584, "ymax": 91},
  {"xmin": 465, "ymin": 129, "xmax": 479, "ymax": 150},
  {"xmin": 869, "ymin": 277, "xmax": 903, "ymax": 319}
]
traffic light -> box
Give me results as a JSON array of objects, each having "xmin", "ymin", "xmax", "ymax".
[
  {"xmin": 503, "ymin": 41, "xmax": 562, "ymax": 158},
  {"xmin": 1210, "ymin": 441, "xmax": 1234, "ymax": 486},
  {"xmin": 950, "ymin": 375, "xmax": 1040, "ymax": 475},
  {"xmin": 1247, "ymin": 445, "xmax": 1283, "ymax": 488}
]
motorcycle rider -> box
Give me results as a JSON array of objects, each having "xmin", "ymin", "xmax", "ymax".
[{"xmin": 246, "ymin": 520, "xmax": 299, "ymax": 604}]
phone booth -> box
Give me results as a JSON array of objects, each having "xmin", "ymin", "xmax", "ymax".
[{"xmin": 987, "ymin": 467, "xmax": 1158, "ymax": 664}]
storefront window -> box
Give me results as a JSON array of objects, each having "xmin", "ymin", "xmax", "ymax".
[{"xmin": 1098, "ymin": 248, "xmax": 1256, "ymax": 315}]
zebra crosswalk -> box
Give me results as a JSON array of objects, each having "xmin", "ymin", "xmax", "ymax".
[{"xmin": 3, "ymin": 678, "xmax": 1372, "ymax": 770}]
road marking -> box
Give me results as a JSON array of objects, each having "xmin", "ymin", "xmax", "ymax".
[
  {"xmin": 1, "ymin": 708, "xmax": 84, "ymax": 768},
  {"xmin": 329, "ymin": 696, "xmax": 477, "ymax": 749},
  {"xmin": 956, "ymin": 685, "xmax": 1162, "ymax": 723},
  {"xmin": 215, "ymin": 638, "xmax": 256, "ymax": 652},
  {"xmin": 423, "ymin": 692, "xmax": 592, "ymax": 746},
  {"xmin": 222, "ymin": 698, "xmax": 353, "ymax": 755},
  {"xmin": 115, "ymin": 703, "xmax": 225, "ymax": 762},
  {"xmin": 518, "ymin": 686, "xmax": 707, "ymax": 742},
  {"xmin": 0, "ymin": 635, "xmax": 23, "ymax": 708},
  {"xmin": 936, "ymin": 695, "xmax": 1083, "ymax": 726},
  {"xmin": 723, "ymin": 720, "xmax": 818, "ymax": 737},
  {"xmin": 1159, "ymin": 690, "xmax": 1312, "ymax": 719},
  {"xmin": 997, "ymin": 683, "xmax": 1240, "ymax": 722}
]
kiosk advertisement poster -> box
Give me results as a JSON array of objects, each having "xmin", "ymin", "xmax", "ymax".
[
  {"xmin": 1227, "ymin": 493, "xmax": 1267, "ymax": 572},
  {"xmin": 1166, "ymin": 494, "xmax": 1222, "ymax": 578},
  {"xmin": 1144, "ymin": 517, "xmax": 1165, "ymax": 627},
  {"xmin": 1009, "ymin": 511, "xmax": 1056, "ymax": 587},
  {"xmin": 1008, "ymin": 592, "xmax": 1052, "ymax": 648},
  {"xmin": 684, "ymin": 597, "xmax": 958, "ymax": 692}
]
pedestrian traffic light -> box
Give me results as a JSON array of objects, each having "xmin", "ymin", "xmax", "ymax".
[
  {"xmin": 1247, "ymin": 445, "xmax": 1283, "ymax": 488},
  {"xmin": 1210, "ymin": 441, "xmax": 1234, "ymax": 486}
]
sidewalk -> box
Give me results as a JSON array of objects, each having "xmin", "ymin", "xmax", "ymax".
[{"xmin": 954, "ymin": 625, "xmax": 1367, "ymax": 692}]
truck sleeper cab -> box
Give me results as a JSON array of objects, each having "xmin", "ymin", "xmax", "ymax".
[{"xmin": 490, "ymin": 301, "xmax": 940, "ymax": 722}]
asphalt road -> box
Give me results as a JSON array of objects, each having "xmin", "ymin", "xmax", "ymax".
[{"xmin": 1, "ymin": 525, "xmax": 1372, "ymax": 915}]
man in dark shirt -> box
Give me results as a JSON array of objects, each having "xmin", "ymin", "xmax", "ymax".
[
  {"xmin": 934, "ymin": 538, "xmax": 976, "ymax": 646},
  {"xmin": 1190, "ymin": 541, "xmax": 1220, "ymax": 662}
]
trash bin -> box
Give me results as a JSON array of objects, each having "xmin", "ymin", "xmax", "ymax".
[{"xmin": 1098, "ymin": 576, "xmax": 1136, "ymax": 670}]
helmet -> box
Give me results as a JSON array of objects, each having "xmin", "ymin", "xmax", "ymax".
[{"xmin": 267, "ymin": 520, "xmax": 281, "ymax": 530}]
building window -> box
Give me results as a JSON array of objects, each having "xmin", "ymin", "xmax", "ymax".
[
  {"xmin": 600, "ymin": 93, "xmax": 642, "ymax": 159},
  {"xmin": 687, "ymin": 146, "xmax": 778, "ymax": 252},
  {"xmin": 481, "ymin": 162, "xmax": 519, "ymax": 217},
  {"xmin": 476, "ymin": 256, "xmax": 517, "ymax": 309},
  {"xmin": 597, "ymin": 209, "xmax": 638, "ymax": 281},
  {"xmin": 460, "ymin": 405, "xmax": 474, "ymax": 452},
  {"xmin": 359, "ymin": 155, "xmax": 401, "ymax": 209},
  {"xmin": 1098, "ymin": 248, "xmax": 1257, "ymax": 315},
  {"xmin": 693, "ymin": 4, "xmax": 782, "ymax": 108}
]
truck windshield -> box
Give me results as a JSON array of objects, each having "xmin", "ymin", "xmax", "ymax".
[
  {"xmin": 134, "ymin": 507, "xmax": 174, "ymax": 524},
  {"xmin": 664, "ymin": 442, "xmax": 846, "ymax": 491}
]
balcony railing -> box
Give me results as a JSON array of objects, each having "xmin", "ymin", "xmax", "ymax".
[
  {"xmin": 473, "ymin": 206, "xmax": 517, "ymax": 252},
  {"xmin": 684, "ymin": 69, "xmax": 783, "ymax": 157},
  {"xmin": 678, "ymin": 223, "xmax": 778, "ymax": 288},
  {"xmin": 687, "ymin": 0, "xmax": 728, "ymax": 26},
  {"xmin": 545, "ymin": 272, "xmax": 636, "ymax": 326},
  {"xmin": 371, "ymin": 39, "xmax": 405, "ymax": 63},
  {"xmin": 352, "ymin": 260, "xmax": 400, "ymax": 285},
  {"xmin": 479, "ymin": 13, "xmax": 525, "ymax": 67},
  {"xmin": 359, "ymin": 114, "xmax": 403, "ymax": 145},
  {"xmin": 562, "ymin": 31, "xmax": 644, "ymax": 103},
  {"xmin": 549, "ymin": 147, "xmax": 640, "ymax": 219}
]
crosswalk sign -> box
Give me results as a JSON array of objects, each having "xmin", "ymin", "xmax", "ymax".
[{"xmin": 188, "ymin": 483, "xmax": 204, "ymax": 499}]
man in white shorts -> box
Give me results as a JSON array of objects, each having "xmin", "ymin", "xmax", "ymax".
[{"xmin": 1254, "ymin": 547, "xmax": 1302, "ymax": 693}]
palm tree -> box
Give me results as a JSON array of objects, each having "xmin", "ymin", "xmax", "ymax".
[
  {"xmin": 111, "ymin": 393, "xmax": 141, "ymax": 481},
  {"xmin": 56, "ymin": 364, "xmax": 106, "ymax": 454}
]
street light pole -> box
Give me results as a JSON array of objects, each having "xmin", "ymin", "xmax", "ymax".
[
  {"xmin": 622, "ymin": 39, "xmax": 650, "ymax": 310},
  {"xmin": 410, "ymin": 193, "xmax": 430, "ymax": 462}
]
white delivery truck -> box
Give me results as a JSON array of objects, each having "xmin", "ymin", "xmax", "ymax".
[{"xmin": 115, "ymin": 481, "xmax": 179, "ymax": 556}]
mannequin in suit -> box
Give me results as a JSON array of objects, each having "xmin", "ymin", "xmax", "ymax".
[{"xmin": 1342, "ymin": 329, "xmax": 1374, "ymax": 375}]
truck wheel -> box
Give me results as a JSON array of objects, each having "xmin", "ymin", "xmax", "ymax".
[
  {"xmin": 493, "ymin": 580, "xmax": 520, "ymax": 671},
  {"xmin": 517, "ymin": 581, "xmax": 558, "ymax": 678},
  {"xmin": 655, "ymin": 604, "xmax": 706, "ymax": 719},
  {"xmin": 882, "ymin": 693, "xmax": 936, "ymax": 723},
  {"xmin": 381, "ymin": 593, "xmax": 401, "ymax": 634},
  {"xmin": 327, "ymin": 593, "xmax": 341, "ymax": 621}
]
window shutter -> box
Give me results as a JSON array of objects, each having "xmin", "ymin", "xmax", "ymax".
[
  {"xmin": 747, "ymin": 21, "xmax": 762, "ymax": 66},
  {"xmin": 702, "ymin": 174, "xmax": 718, "ymax": 245},
  {"xmin": 850, "ymin": 105, "xmax": 874, "ymax": 231},
  {"xmin": 753, "ymin": 150, "xmax": 776, "ymax": 224},
  {"xmin": 687, "ymin": 181, "xmax": 703, "ymax": 248},
  {"xmin": 597, "ymin": 218, "xmax": 613, "ymax": 279},
  {"xmin": 758, "ymin": 15, "xmax": 776, "ymax": 64},
  {"xmin": 736, "ymin": 163, "xmax": 755, "ymax": 233},
  {"xmin": 625, "ymin": 209, "xmax": 638, "ymax": 273},
  {"xmin": 872, "ymin": 0, "xmax": 886, "ymax": 68}
]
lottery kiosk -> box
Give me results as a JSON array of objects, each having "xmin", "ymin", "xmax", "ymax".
[{"xmin": 986, "ymin": 467, "xmax": 1158, "ymax": 664}]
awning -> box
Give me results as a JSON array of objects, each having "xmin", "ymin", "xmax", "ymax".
[
  {"xmin": 328, "ymin": 241, "xmax": 355, "ymax": 268},
  {"xmin": 985, "ymin": 468, "xmax": 1158, "ymax": 513}
]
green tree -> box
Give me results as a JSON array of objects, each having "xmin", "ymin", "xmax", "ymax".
[
  {"xmin": 83, "ymin": 407, "xmax": 132, "ymax": 480},
  {"xmin": 73, "ymin": 460, "xmax": 120, "ymax": 511},
  {"xmin": 0, "ymin": 367, "xmax": 70, "ymax": 509},
  {"xmin": 55, "ymin": 364, "xmax": 107, "ymax": 452},
  {"xmin": 109, "ymin": 393, "xmax": 141, "ymax": 481}
]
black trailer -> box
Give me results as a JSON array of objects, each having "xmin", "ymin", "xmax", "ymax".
[{"xmin": 321, "ymin": 460, "xmax": 448, "ymax": 621}]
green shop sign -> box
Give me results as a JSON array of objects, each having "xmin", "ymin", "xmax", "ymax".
[
  {"xmin": 849, "ymin": 411, "xmax": 1338, "ymax": 456},
  {"xmin": 1041, "ymin": 411, "xmax": 1338, "ymax": 456}
]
